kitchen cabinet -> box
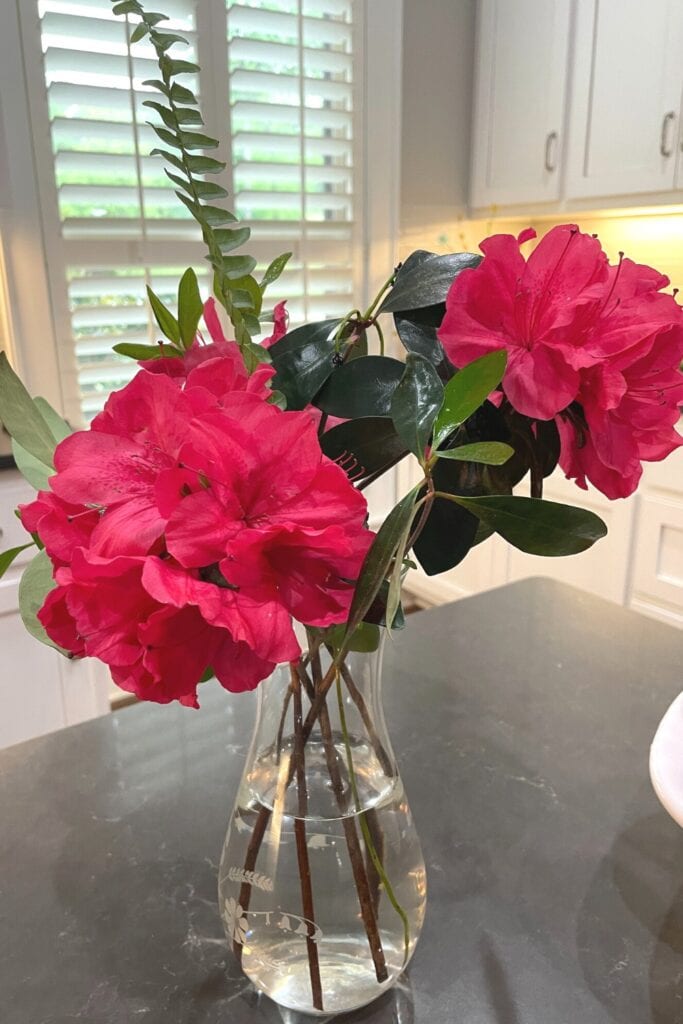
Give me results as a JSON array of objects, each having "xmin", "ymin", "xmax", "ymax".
[
  {"xmin": 565, "ymin": 0, "xmax": 683, "ymax": 201},
  {"xmin": 470, "ymin": 0, "xmax": 572, "ymax": 208},
  {"xmin": 0, "ymin": 471, "xmax": 110, "ymax": 749}
]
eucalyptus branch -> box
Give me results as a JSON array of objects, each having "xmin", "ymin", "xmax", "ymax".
[{"xmin": 111, "ymin": 0, "xmax": 291, "ymax": 370}]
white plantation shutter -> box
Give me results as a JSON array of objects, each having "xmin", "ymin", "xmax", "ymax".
[
  {"xmin": 20, "ymin": 0, "xmax": 363, "ymax": 423},
  {"xmin": 226, "ymin": 0, "xmax": 359, "ymax": 324}
]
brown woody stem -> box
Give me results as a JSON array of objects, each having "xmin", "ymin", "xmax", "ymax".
[{"xmin": 290, "ymin": 664, "xmax": 324, "ymax": 1011}]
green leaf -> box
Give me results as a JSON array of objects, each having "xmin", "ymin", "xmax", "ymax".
[
  {"xmin": 150, "ymin": 123, "xmax": 182, "ymax": 148},
  {"xmin": 152, "ymin": 31, "xmax": 189, "ymax": 50},
  {"xmin": 190, "ymin": 180, "xmax": 229, "ymax": 199},
  {"xmin": 315, "ymin": 356, "xmax": 405, "ymax": 418},
  {"xmin": 142, "ymin": 12, "xmax": 166, "ymax": 26},
  {"xmin": 0, "ymin": 543, "xmax": 34, "ymax": 580},
  {"xmin": 142, "ymin": 100, "xmax": 179, "ymax": 131},
  {"xmin": 169, "ymin": 82, "xmax": 197, "ymax": 104},
  {"xmin": 326, "ymin": 621, "xmax": 380, "ymax": 654},
  {"xmin": 179, "ymin": 131, "xmax": 219, "ymax": 150},
  {"xmin": 18, "ymin": 550, "xmax": 67, "ymax": 653},
  {"xmin": 270, "ymin": 319, "xmax": 341, "ymax": 410},
  {"xmin": 379, "ymin": 251, "xmax": 482, "ymax": 314},
  {"xmin": 196, "ymin": 203, "xmax": 237, "ymax": 225},
  {"xmin": 177, "ymin": 268, "xmax": 203, "ymax": 349},
  {"xmin": 385, "ymin": 519, "xmax": 412, "ymax": 637},
  {"xmin": 185, "ymin": 154, "xmax": 226, "ymax": 175},
  {"xmin": 448, "ymin": 495, "xmax": 608, "ymax": 556},
  {"xmin": 432, "ymin": 350, "xmax": 507, "ymax": 450},
  {"xmin": 394, "ymin": 311, "xmax": 445, "ymax": 368},
  {"xmin": 362, "ymin": 579, "xmax": 405, "ymax": 630},
  {"xmin": 11, "ymin": 440, "xmax": 53, "ymax": 491},
  {"xmin": 222, "ymin": 254, "xmax": 257, "ymax": 280},
  {"xmin": 174, "ymin": 106, "xmax": 203, "ymax": 125},
  {"xmin": 162, "ymin": 57, "xmax": 200, "ymax": 75},
  {"xmin": 34, "ymin": 397, "xmax": 71, "ymax": 444},
  {"xmin": 113, "ymin": 341, "xmax": 181, "ymax": 360},
  {"xmin": 390, "ymin": 353, "xmax": 444, "ymax": 462},
  {"xmin": 142, "ymin": 78, "xmax": 169, "ymax": 95},
  {"xmin": 228, "ymin": 274, "xmax": 262, "ymax": 315},
  {"xmin": 151, "ymin": 147, "xmax": 186, "ymax": 172},
  {"xmin": 112, "ymin": 0, "xmax": 140, "ymax": 13},
  {"xmin": 436, "ymin": 441, "xmax": 514, "ymax": 466},
  {"xmin": 344, "ymin": 487, "xmax": 420, "ymax": 642},
  {"xmin": 320, "ymin": 416, "xmax": 408, "ymax": 480},
  {"xmin": 214, "ymin": 226, "xmax": 251, "ymax": 253},
  {"xmin": 146, "ymin": 285, "xmax": 181, "ymax": 344},
  {"xmin": 0, "ymin": 353, "xmax": 57, "ymax": 468},
  {"xmin": 129, "ymin": 22, "xmax": 149, "ymax": 43},
  {"xmin": 260, "ymin": 252, "xmax": 292, "ymax": 291}
]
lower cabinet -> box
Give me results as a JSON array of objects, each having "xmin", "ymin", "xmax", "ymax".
[{"xmin": 0, "ymin": 471, "xmax": 110, "ymax": 750}]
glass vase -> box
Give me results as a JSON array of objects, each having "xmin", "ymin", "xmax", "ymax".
[{"xmin": 218, "ymin": 630, "xmax": 427, "ymax": 1016}]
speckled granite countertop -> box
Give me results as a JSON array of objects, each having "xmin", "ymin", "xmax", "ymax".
[{"xmin": 1, "ymin": 578, "xmax": 682, "ymax": 1024}]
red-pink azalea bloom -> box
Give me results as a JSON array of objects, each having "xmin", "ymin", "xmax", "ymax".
[
  {"xmin": 41, "ymin": 551, "xmax": 276, "ymax": 705},
  {"xmin": 439, "ymin": 224, "xmax": 683, "ymax": 421},
  {"xmin": 557, "ymin": 324, "xmax": 683, "ymax": 498},
  {"xmin": 35, "ymin": 351, "xmax": 372, "ymax": 704}
]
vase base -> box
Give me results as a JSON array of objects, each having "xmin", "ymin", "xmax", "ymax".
[{"xmin": 243, "ymin": 939, "xmax": 404, "ymax": 1016}]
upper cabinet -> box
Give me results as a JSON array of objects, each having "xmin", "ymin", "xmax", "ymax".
[
  {"xmin": 566, "ymin": 0, "xmax": 683, "ymax": 200},
  {"xmin": 470, "ymin": 0, "xmax": 683, "ymax": 211},
  {"xmin": 470, "ymin": 0, "xmax": 572, "ymax": 208}
]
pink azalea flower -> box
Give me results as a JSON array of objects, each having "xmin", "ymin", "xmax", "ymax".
[
  {"xmin": 41, "ymin": 551, "xmax": 276, "ymax": 705},
  {"xmin": 557, "ymin": 323, "xmax": 683, "ymax": 498},
  {"xmin": 19, "ymin": 491, "xmax": 99, "ymax": 566}
]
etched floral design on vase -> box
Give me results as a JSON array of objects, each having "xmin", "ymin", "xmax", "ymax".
[{"xmin": 218, "ymin": 630, "xmax": 427, "ymax": 1016}]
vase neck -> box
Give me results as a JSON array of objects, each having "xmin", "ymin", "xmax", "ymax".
[{"xmin": 245, "ymin": 631, "xmax": 398, "ymax": 820}]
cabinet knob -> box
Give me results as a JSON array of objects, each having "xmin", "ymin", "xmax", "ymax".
[
  {"xmin": 544, "ymin": 131, "xmax": 558, "ymax": 172},
  {"xmin": 660, "ymin": 112, "xmax": 676, "ymax": 158}
]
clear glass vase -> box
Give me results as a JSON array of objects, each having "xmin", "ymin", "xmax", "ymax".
[{"xmin": 218, "ymin": 630, "xmax": 427, "ymax": 1016}]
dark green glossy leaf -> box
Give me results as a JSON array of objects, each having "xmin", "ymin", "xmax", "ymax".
[
  {"xmin": 432, "ymin": 350, "xmax": 507, "ymax": 450},
  {"xmin": 0, "ymin": 543, "xmax": 34, "ymax": 580},
  {"xmin": 177, "ymin": 268, "xmax": 203, "ymax": 349},
  {"xmin": 537, "ymin": 418, "xmax": 561, "ymax": 478},
  {"xmin": 450, "ymin": 495, "xmax": 608, "ymax": 556},
  {"xmin": 315, "ymin": 356, "xmax": 405, "ymax": 418},
  {"xmin": 362, "ymin": 579, "xmax": 405, "ymax": 630},
  {"xmin": 0, "ymin": 354, "xmax": 57, "ymax": 468},
  {"xmin": 261, "ymin": 252, "xmax": 292, "ymax": 291},
  {"xmin": 146, "ymin": 285, "xmax": 181, "ymax": 344},
  {"xmin": 390, "ymin": 353, "xmax": 444, "ymax": 462},
  {"xmin": 379, "ymin": 251, "xmax": 481, "ymax": 314},
  {"xmin": 344, "ymin": 487, "xmax": 420, "ymax": 642},
  {"xmin": 394, "ymin": 312, "xmax": 445, "ymax": 367},
  {"xmin": 436, "ymin": 441, "xmax": 514, "ymax": 465},
  {"xmin": 320, "ymin": 417, "xmax": 408, "ymax": 480},
  {"xmin": 412, "ymin": 455, "xmax": 481, "ymax": 575},
  {"xmin": 270, "ymin": 319, "xmax": 341, "ymax": 410},
  {"xmin": 18, "ymin": 550, "xmax": 67, "ymax": 654},
  {"xmin": 113, "ymin": 341, "xmax": 180, "ymax": 360}
]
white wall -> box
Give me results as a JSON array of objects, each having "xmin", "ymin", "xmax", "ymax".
[{"xmin": 401, "ymin": 0, "xmax": 476, "ymax": 232}]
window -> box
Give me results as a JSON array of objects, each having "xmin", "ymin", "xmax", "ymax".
[{"xmin": 22, "ymin": 0, "xmax": 366, "ymax": 423}]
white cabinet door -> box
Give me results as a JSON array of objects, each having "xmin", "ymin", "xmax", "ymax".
[
  {"xmin": 566, "ymin": 0, "xmax": 683, "ymax": 200},
  {"xmin": 0, "ymin": 471, "xmax": 110, "ymax": 749},
  {"xmin": 470, "ymin": 0, "xmax": 571, "ymax": 208}
]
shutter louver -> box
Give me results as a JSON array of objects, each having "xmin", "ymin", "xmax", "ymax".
[{"xmin": 34, "ymin": 0, "xmax": 360, "ymax": 421}]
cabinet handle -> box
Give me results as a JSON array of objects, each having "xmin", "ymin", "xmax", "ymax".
[
  {"xmin": 544, "ymin": 131, "xmax": 558, "ymax": 172},
  {"xmin": 660, "ymin": 112, "xmax": 676, "ymax": 157}
]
